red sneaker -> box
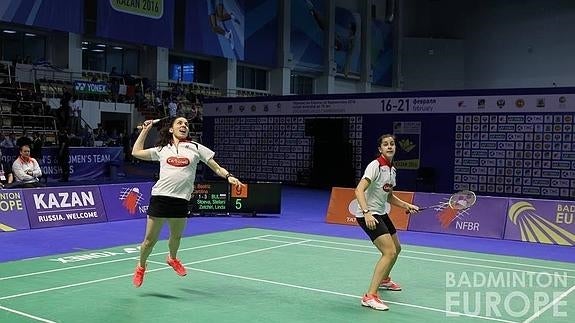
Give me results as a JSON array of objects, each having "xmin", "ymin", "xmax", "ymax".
[
  {"xmin": 379, "ymin": 277, "xmax": 402, "ymax": 291},
  {"xmin": 167, "ymin": 257, "xmax": 187, "ymax": 276},
  {"xmin": 133, "ymin": 265, "xmax": 145, "ymax": 288},
  {"xmin": 361, "ymin": 294, "xmax": 389, "ymax": 311}
]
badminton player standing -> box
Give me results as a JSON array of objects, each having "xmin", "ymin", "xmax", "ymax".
[
  {"xmin": 131, "ymin": 116, "xmax": 244, "ymax": 287},
  {"xmin": 355, "ymin": 134, "xmax": 419, "ymax": 310}
]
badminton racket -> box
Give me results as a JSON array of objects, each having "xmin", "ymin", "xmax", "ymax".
[
  {"xmin": 137, "ymin": 117, "xmax": 169, "ymax": 129},
  {"xmin": 407, "ymin": 190, "xmax": 477, "ymax": 214}
]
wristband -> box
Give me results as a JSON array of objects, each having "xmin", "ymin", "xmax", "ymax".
[{"xmin": 225, "ymin": 173, "xmax": 235, "ymax": 179}]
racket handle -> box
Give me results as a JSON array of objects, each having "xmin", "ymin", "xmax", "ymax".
[{"xmin": 137, "ymin": 119, "xmax": 161, "ymax": 129}]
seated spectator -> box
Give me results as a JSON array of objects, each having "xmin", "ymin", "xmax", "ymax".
[
  {"xmin": 0, "ymin": 132, "xmax": 16, "ymax": 148},
  {"xmin": 0, "ymin": 161, "xmax": 13, "ymax": 189},
  {"xmin": 0, "ymin": 149, "xmax": 13, "ymax": 189},
  {"xmin": 11, "ymin": 145, "xmax": 44, "ymax": 188}
]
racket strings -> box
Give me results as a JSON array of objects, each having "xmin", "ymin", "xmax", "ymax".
[{"xmin": 448, "ymin": 191, "xmax": 476, "ymax": 210}]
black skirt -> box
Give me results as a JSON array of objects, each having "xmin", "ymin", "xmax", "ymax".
[{"xmin": 147, "ymin": 195, "xmax": 190, "ymax": 218}]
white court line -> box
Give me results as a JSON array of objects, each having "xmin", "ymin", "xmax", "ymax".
[
  {"xmin": 0, "ymin": 235, "xmax": 272, "ymax": 281},
  {"xmin": 266, "ymin": 234, "xmax": 575, "ymax": 273},
  {"xmin": 0, "ymin": 304, "xmax": 56, "ymax": 323},
  {"xmin": 257, "ymin": 237, "xmax": 575, "ymax": 279},
  {"xmin": 163, "ymin": 265, "xmax": 517, "ymax": 323},
  {"xmin": 0, "ymin": 239, "xmax": 308, "ymax": 301},
  {"xmin": 0, "ymin": 231, "xmax": 571, "ymax": 322},
  {"xmin": 522, "ymin": 284, "xmax": 575, "ymax": 323}
]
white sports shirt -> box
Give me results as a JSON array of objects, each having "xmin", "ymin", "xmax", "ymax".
[
  {"xmin": 148, "ymin": 141, "xmax": 215, "ymax": 200},
  {"xmin": 356, "ymin": 156, "xmax": 396, "ymax": 217}
]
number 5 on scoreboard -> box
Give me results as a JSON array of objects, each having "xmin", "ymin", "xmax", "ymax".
[{"xmin": 231, "ymin": 183, "xmax": 248, "ymax": 198}]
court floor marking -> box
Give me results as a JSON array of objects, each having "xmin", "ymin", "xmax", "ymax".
[
  {"xmin": 0, "ymin": 239, "xmax": 310, "ymax": 301},
  {"xmin": 0, "ymin": 304, "xmax": 55, "ymax": 323},
  {"xmin": 147, "ymin": 260, "xmax": 517, "ymax": 323},
  {"xmin": 266, "ymin": 234, "xmax": 575, "ymax": 273},
  {"xmin": 523, "ymin": 284, "xmax": 575, "ymax": 323},
  {"xmin": 257, "ymin": 237, "xmax": 575, "ymax": 279},
  {"xmin": 1, "ymin": 233, "xmax": 569, "ymax": 323},
  {"xmin": 0, "ymin": 235, "xmax": 273, "ymax": 282}
]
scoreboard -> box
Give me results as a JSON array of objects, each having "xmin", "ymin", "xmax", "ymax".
[{"xmin": 189, "ymin": 182, "xmax": 281, "ymax": 216}]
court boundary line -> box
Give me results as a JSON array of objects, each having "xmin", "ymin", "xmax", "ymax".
[
  {"xmin": 2, "ymin": 231, "xmax": 572, "ymax": 284},
  {"xmin": 266, "ymin": 234, "xmax": 575, "ymax": 273},
  {"xmin": 0, "ymin": 234, "xmax": 571, "ymax": 322},
  {"xmin": 257, "ymin": 237, "xmax": 575, "ymax": 279},
  {"xmin": 0, "ymin": 304, "xmax": 56, "ymax": 323},
  {"xmin": 0, "ymin": 231, "xmax": 572, "ymax": 322},
  {"xmin": 146, "ymin": 260, "xmax": 517, "ymax": 323},
  {"xmin": 522, "ymin": 284, "xmax": 575, "ymax": 323},
  {"xmin": 0, "ymin": 235, "xmax": 273, "ymax": 282},
  {"xmin": 0, "ymin": 238, "xmax": 309, "ymax": 301}
]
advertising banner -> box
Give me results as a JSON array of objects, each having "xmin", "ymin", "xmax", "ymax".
[
  {"xmin": 1, "ymin": 147, "xmax": 123, "ymax": 181},
  {"xmin": 185, "ymin": 0, "xmax": 245, "ymax": 60},
  {"xmin": 204, "ymin": 93, "xmax": 575, "ymax": 116},
  {"xmin": 97, "ymin": 0, "xmax": 174, "ymax": 48},
  {"xmin": 392, "ymin": 121, "xmax": 421, "ymax": 170},
  {"xmin": 0, "ymin": 0, "xmax": 83, "ymax": 33},
  {"xmin": 23, "ymin": 186, "xmax": 108, "ymax": 229},
  {"xmin": 504, "ymin": 198, "xmax": 575, "ymax": 246},
  {"xmin": 325, "ymin": 187, "xmax": 411, "ymax": 230},
  {"xmin": 244, "ymin": 0, "xmax": 278, "ymax": 67},
  {"xmin": 0, "ymin": 189, "xmax": 30, "ymax": 232},
  {"xmin": 290, "ymin": 0, "xmax": 325, "ymax": 69},
  {"xmin": 334, "ymin": 7, "xmax": 361, "ymax": 77},
  {"xmin": 371, "ymin": 19, "xmax": 394, "ymax": 86},
  {"xmin": 408, "ymin": 193, "xmax": 508, "ymax": 239},
  {"xmin": 100, "ymin": 182, "xmax": 154, "ymax": 221},
  {"xmin": 74, "ymin": 81, "xmax": 109, "ymax": 95}
]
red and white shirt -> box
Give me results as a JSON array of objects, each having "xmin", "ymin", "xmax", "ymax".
[
  {"xmin": 356, "ymin": 156, "xmax": 396, "ymax": 217},
  {"xmin": 12, "ymin": 156, "xmax": 42, "ymax": 183},
  {"xmin": 146, "ymin": 141, "xmax": 215, "ymax": 200}
]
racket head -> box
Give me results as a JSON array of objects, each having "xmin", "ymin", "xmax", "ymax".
[{"xmin": 448, "ymin": 190, "xmax": 476, "ymax": 210}]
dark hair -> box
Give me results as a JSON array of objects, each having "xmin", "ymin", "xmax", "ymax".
[
  {"xmin": 377, "ymin": 134, "xmax": 395, "ymax": 146},
  {"xmin": 155, "ymin": 117, "xmax": 175, "ymax": 148},
  {"xmin": 155, "ymin": 116, "xmax": 188, "ymax": 148},
  {"xmin": 375, "ymin": 134, "xmax": 395, "ymax": 157}
]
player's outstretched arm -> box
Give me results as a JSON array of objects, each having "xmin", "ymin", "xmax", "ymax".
[{"xmin": 206, "ymin": 158, "xmax": 245, "ymax": 188}]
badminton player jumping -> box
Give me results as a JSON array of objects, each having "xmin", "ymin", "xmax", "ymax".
[
  {"xmin": 355, "ymin": 134, "xmax": 419, "ymax": 311},
  {"xmin": 131, "ymin": 116, "xmax": 244, "ymax": 287}
]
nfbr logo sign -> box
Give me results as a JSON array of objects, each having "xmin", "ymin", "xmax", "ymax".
[{"xmin": 100, "ymin": 182, "xmax": 154, "ymax": 221}]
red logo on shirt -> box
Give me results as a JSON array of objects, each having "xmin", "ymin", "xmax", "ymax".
[{"xmin": 167, "ymin": 157, "xmax": 190, "ymax": 167}]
